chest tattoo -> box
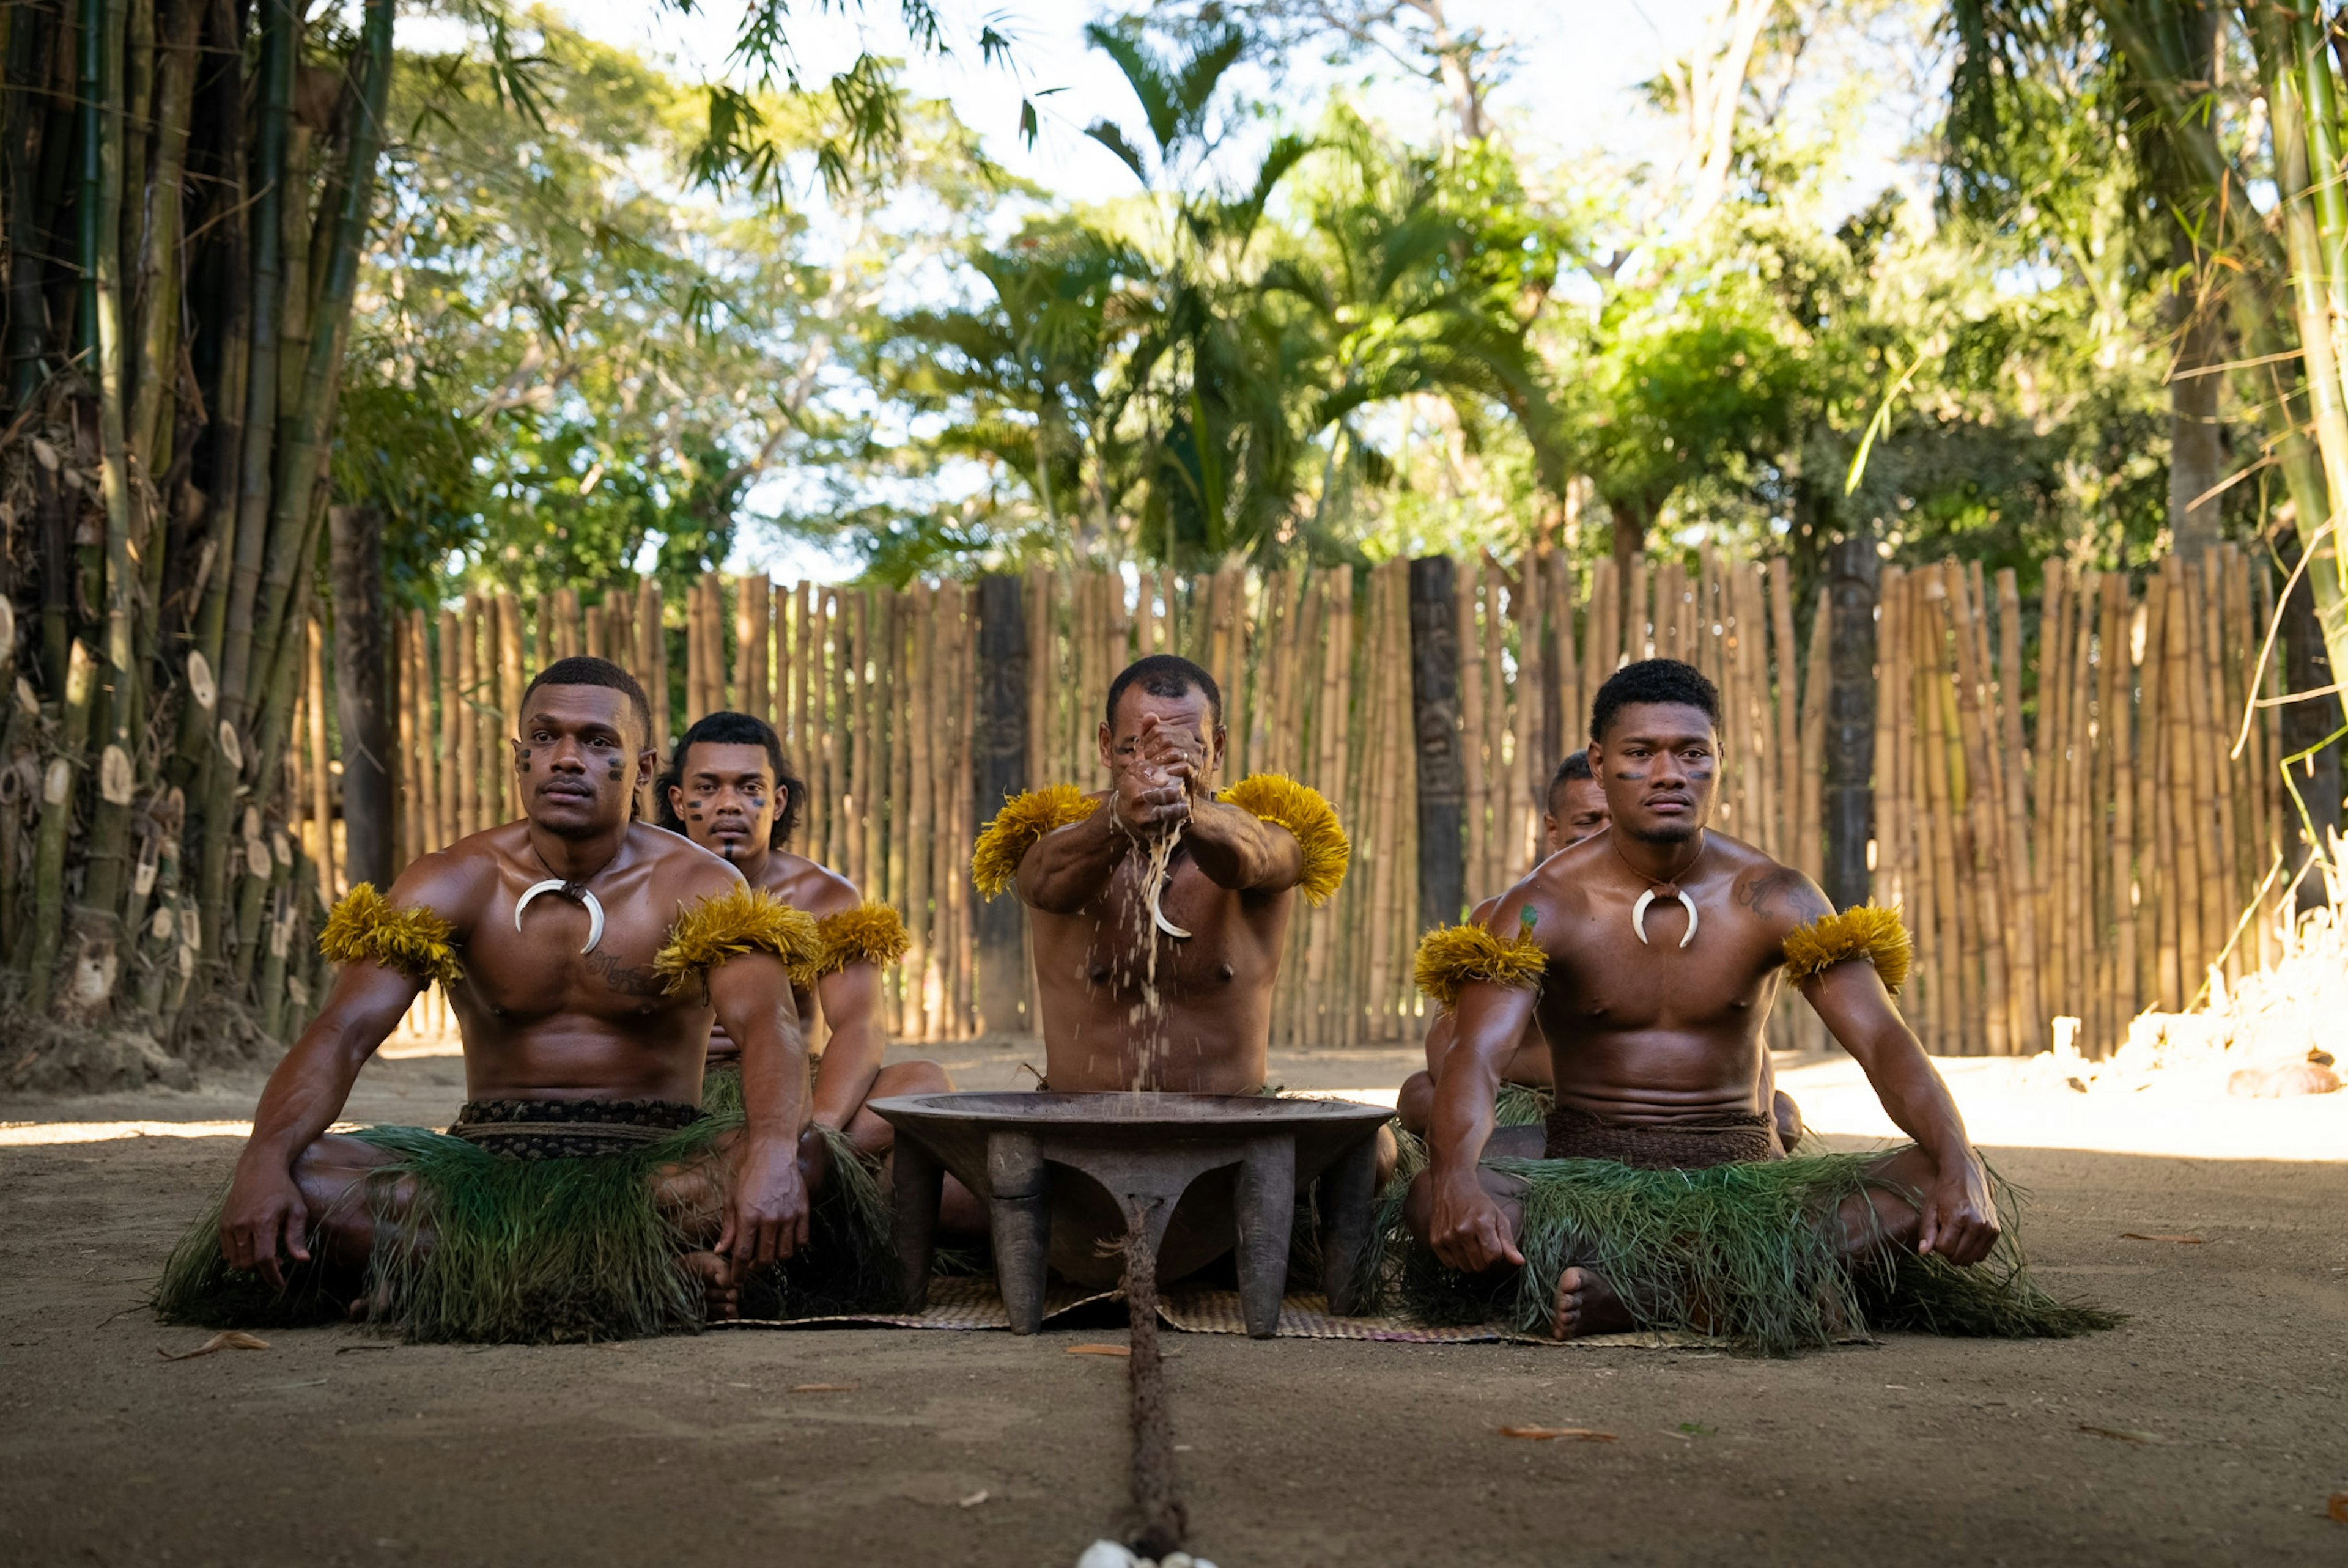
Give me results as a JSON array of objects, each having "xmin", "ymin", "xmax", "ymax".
[{"xmin": 581, "ymin": 948, "xmax": 667, "ymax": 997}]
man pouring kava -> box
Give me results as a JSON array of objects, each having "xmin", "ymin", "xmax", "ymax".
[
  {"xmin": 969, "ymin": 655, "xmax": 1357, "ymax": 1286},
  {"xmin": 1402, "ymin": 660, "xmax": 2112, "ymax": 1353},
  {"xmin": 156, "ymin": 658, "xmax": 852, "ymax": 1341}
]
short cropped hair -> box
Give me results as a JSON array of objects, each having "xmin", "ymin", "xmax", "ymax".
[
  {"xmin": 1552, "ymin": 749, "xmax": 1593, "ymax": 787},
  {"xmin": 1590, "ymin": 658, "xmax": 1721, "ymax": 742},
  {"xmin": 522, "ymin": 656, "xmax": 652, "ymax": 749},
  {"xmin": 1106, "ymin": 654, "xmax": 1222, "ymax": 731},
  {"xmin": 657, "ymin": 710, "xmax": 805, "ymax": 849}
]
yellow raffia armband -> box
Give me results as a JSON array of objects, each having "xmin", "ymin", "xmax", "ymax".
[
  {"xmin": 971, "ymin": 784, "xmax": 1101, "ymax": 897},
  {"xmin": 1222, "ymin": 773, "xmax": 1351, "ymax": 907},
  {"xmin": 1412, "ymin": 921, "xmax": 1547, "ymax": 1012},
  {"xmin": 1781, "ymin": 905, "xmax": 1913, "ymax": 996},
  {"xmin": 318, "ymin": 883, "xmax": 463, "ymax": 986},
  {"xmin": 652, "ymin": 886, "xmax": 822, "ymax": 996},
  {"xmin": 807, "ymin": 902, "xmax": 912, "ymax": 985}
]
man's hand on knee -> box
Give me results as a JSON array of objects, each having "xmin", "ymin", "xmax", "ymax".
[
  {"xmin": 219, "ymin": 1159, "xmax": 311, "ymax": 1289},
  {"xmin": 1427, "ymin": 1174, "xmax": 1523, "ymax": 1275},
  {"xmin": 721, "ymin": 1132, "xmax": 811, "ymax": 1265},
  {"xmin": 1918, "ymin": 1151, "xmax": 2000, "ymax": 1267}
]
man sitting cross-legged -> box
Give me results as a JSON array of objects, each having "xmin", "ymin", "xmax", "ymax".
[
  {"xmin": 1401, "ymin": 658, "xmax": 2111, "ymax": 1353},
  {"xmin": 155, "ymin": 657, "xmax": 827, "ymax": 1341},
  {"xmin": 660, "ymin": 710, "xmax": 979, "ymax": 1235},
  {"xmin": 970, "ymin": 653, "xmax": 1359, "ymax": 1283}
]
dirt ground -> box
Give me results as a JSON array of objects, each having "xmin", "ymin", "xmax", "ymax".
[{"xmin": 2, "ymin": 1039, "xmax": 2344, "ymax": 1568}]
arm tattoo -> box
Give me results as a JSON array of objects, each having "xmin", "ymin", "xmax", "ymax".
[{"xmin": 1737, "ymin": 866, "xmax": 1830, "ymax": 922}]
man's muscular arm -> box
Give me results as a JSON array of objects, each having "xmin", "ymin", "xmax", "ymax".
[
  {"xmin": 1181, "ymin": 797, "xmax": 1305, "ymax": 893},
  {"xmin": 1014, "ymin": 803, "xmax": 1133, "ymax": 914},
  {"xmin": 707, "ymin": 946, "xmax": 812, "ymax": 1264},
  {"xmin": 218, "ymin": 853, "xmax": 474, "ymax": 1284},
  {"xmin": 808, "ymin": 959, "xmax": 885, "ymax": 1132},
  {"xmin": 1749, "ymin": 864, "xmax": 2001, "ymax": 1267},
  {"xmin": 1423, "ymin": 888, "xmax": 1546, "ymax": 1272}
]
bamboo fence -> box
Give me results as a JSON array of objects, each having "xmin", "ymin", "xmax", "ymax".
[
  {"xmin": 342, "ymin": 543, "xmax": 2309, "ymax": 1057},
  {"xmin": 374, "ymin": 551, "xmax": 1852, "ymax": 1049}
]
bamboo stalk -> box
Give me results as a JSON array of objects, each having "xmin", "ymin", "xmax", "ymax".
[
  {"xmin": 413, "ymin": 610, "xmax": 440, "ymax": 856},
  {"xmin": 1513, "ymin": 550, "xmax": 1544, "ymax": 862},
  {"xmin": 2036, "ymin": 561, "xmax": 2070, "ymax": 1028},
  {"xmin": 1482, "ymin": 560, "xmax": 1512, "ymax": 875},
  {"xmin": 1994, "ymin": 569, "xmax": 2042, "ymax": 1051},
  {"xmin": 2093, "ymin": 573, "xmax": 2127, "ymax": 1052},
  {"xmin": 436, "ymin": 610, "xmax": 460, "ymax": 853},
  {"xmin": 2108, "ymin": 575, "xmax": 2138, "ymax": 1031},
  {"xmin": 1877, "ymin": 567, "xmax": 1910, "ymax": 943},
  {"xmin": 23, "ymin": 641, "xmax": 97, "ymax": 1010},
  {"xmin": 1914, "ymin": 573, "xmax": 1960, "ymax": 1051},
  {"xmin": 825, "ymin": 587, "xmax": 850, "ymax": 872},
  {"xmin": 1943, "ymin": 569, "xmax": 2010, "ymax": 1055},
  {"xmin": 1799, "ymin": 591, "xmax": 1830, "ymax": 882},
  {"xmin": 1550, "ymin": 554, "xmax": 1579, "ymax": 768},
  {"xmin": 638, "ymin": 579, "xmax": 667, "ymax": 756},
  {"xmin": 2061, "ymin": 574, "xmax": 2099, "ymax": 1045},
  {"xmin": 2198, "ymin": 547, "xmax": 2240, "ymax": 986},
  {"xmin": 887, "ymin": 590, "xmax": 915, "ymax": 1034},
  {"xmin": 2143, "ymin": 570, "xmax": 2180, "ymax": 1009},
  {"xmin": 850, "ymin": 589, "xmax": 876, "ymax": 892},
  {"xmin": 905, "ymin": 582, "xmax": 935, "ymax": 1042},
  {"xmin": 951, "ymin": 581, "xmax": 977, "ymax": 1034},
  {"xmin": 496, "ymin": 592, "xmax": 523, "ymax": 821},
  {"xmin": 1624, "ymin": 555, "xmax": 1648, "ymax": 663},
  {"xmin": 305, "ymin": 614, "xmax": 333, "ymax": 896},
  {"xmin": 739, "ymin": 572, "xmax": 770, "ymax": 726},
  {"xmin": 2161, "ymin": 557, "xmax": 2203, "ymax": 991}
]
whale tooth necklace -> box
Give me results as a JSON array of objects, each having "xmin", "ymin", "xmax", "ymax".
[
  {"xmin": 515, "ymin": 841, "xmax": 611, "ymax": 955},
  {"xmin": 1614, "ymin": 832, "xmax": 1705, "ymax": 949}
]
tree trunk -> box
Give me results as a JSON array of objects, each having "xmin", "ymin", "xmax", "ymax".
[
  {"xmin": 328, "ymin": 502, "xmax": 391, "ymax": 889},
  {"xmin": 1608, "ymin": 496, "xmax": 1650, "ymax": 631}
]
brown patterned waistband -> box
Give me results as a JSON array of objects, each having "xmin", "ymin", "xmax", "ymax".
[
  {"xmin": 1541, "ymin": 1103, "xmax": 1778, "ymax": 1170},
  {"xmin": 448, "ymin": 1099, "xmax": 705, "ymax": 1161}
]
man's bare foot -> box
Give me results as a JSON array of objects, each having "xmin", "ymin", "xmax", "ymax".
[
  {"xmin": 1551, "ymin": 1265, "xmax": 1633, "ymax": 1340},
  {"xmin": 682, "ymin": 1250, "xmax": 742, "ymax": 1322}
]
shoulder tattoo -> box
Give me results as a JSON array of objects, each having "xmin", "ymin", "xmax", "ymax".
[{"xmin": 1736, "ymin": 866, "xmax": 1830, "ymax": 923}]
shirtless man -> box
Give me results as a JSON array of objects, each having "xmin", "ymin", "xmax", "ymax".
[
  {"xmin": 970, "ymin": 654, "xmax": 1351, "ymax": 1279},
  {"xmin": 1396, "ymin": 751, "xmax": 1609, "ymax": 1136},
  {"xmin": 661, "ymin": 710, "xmax": 972, "ymax": 1224},
  {"xmin": 162, "ymin": 657, "xmax": 810, "ymax": 1336},
  {"xmin": 1408, "ymin": 658, "xmax": 2003, "ymax": 1342}
]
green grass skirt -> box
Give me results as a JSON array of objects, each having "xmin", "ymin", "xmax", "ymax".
[
  {"xmin": 1494, "ymin": 1081, "xmax": 1553, "ymax": 1128},
  {"xmin": 151, "ymin": 1113, "xmax": 896, "ymax": 1344},
  {"xmin": 1372, "ymin": 1149, "xmax": 2119, "ymax": 1356}
]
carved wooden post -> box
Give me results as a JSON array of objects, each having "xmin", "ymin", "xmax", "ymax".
[
  {"xmin": 1825, "ymin": 537, "xmax": 1878, "ymax": 911},
  {"xmin": 1409, "ymin": 557, "xmax": 1465, "ymax": 932},
  {"xmin": 973, "ymin": 574, "xmax": 1028, "ymax": 1034}
]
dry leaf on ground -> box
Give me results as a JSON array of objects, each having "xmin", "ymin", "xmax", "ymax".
[
  {"xmin": 788, "ymin": 1382, "xmax": 860, "ymax": 1393},
  {"xmin": 1066, "ymin": 1344, "xmax": 1131, "ymax": 1357},
  {"xmin": 957, "ymin": 1490, "xmax": 988, "ymax": 1508},
  {"xmin": 156, "ymin": 1330, "xmax": 269, "ymax": 1361},
  {"xmin": 2327, "ymin": 1492, "xmax": 2347, "ymax": 1525},
  {"xmin": 2077, "ymin": 1424, "xmax": 2166, "ymax": 1443},
  {"xmin": 2119, "ymin": 1232, "xmax": 2205, "ymax": 1245},
  {"xmin": 1499, "ymin": 1425, "xmax": 1617, "ymax": 1442}
]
